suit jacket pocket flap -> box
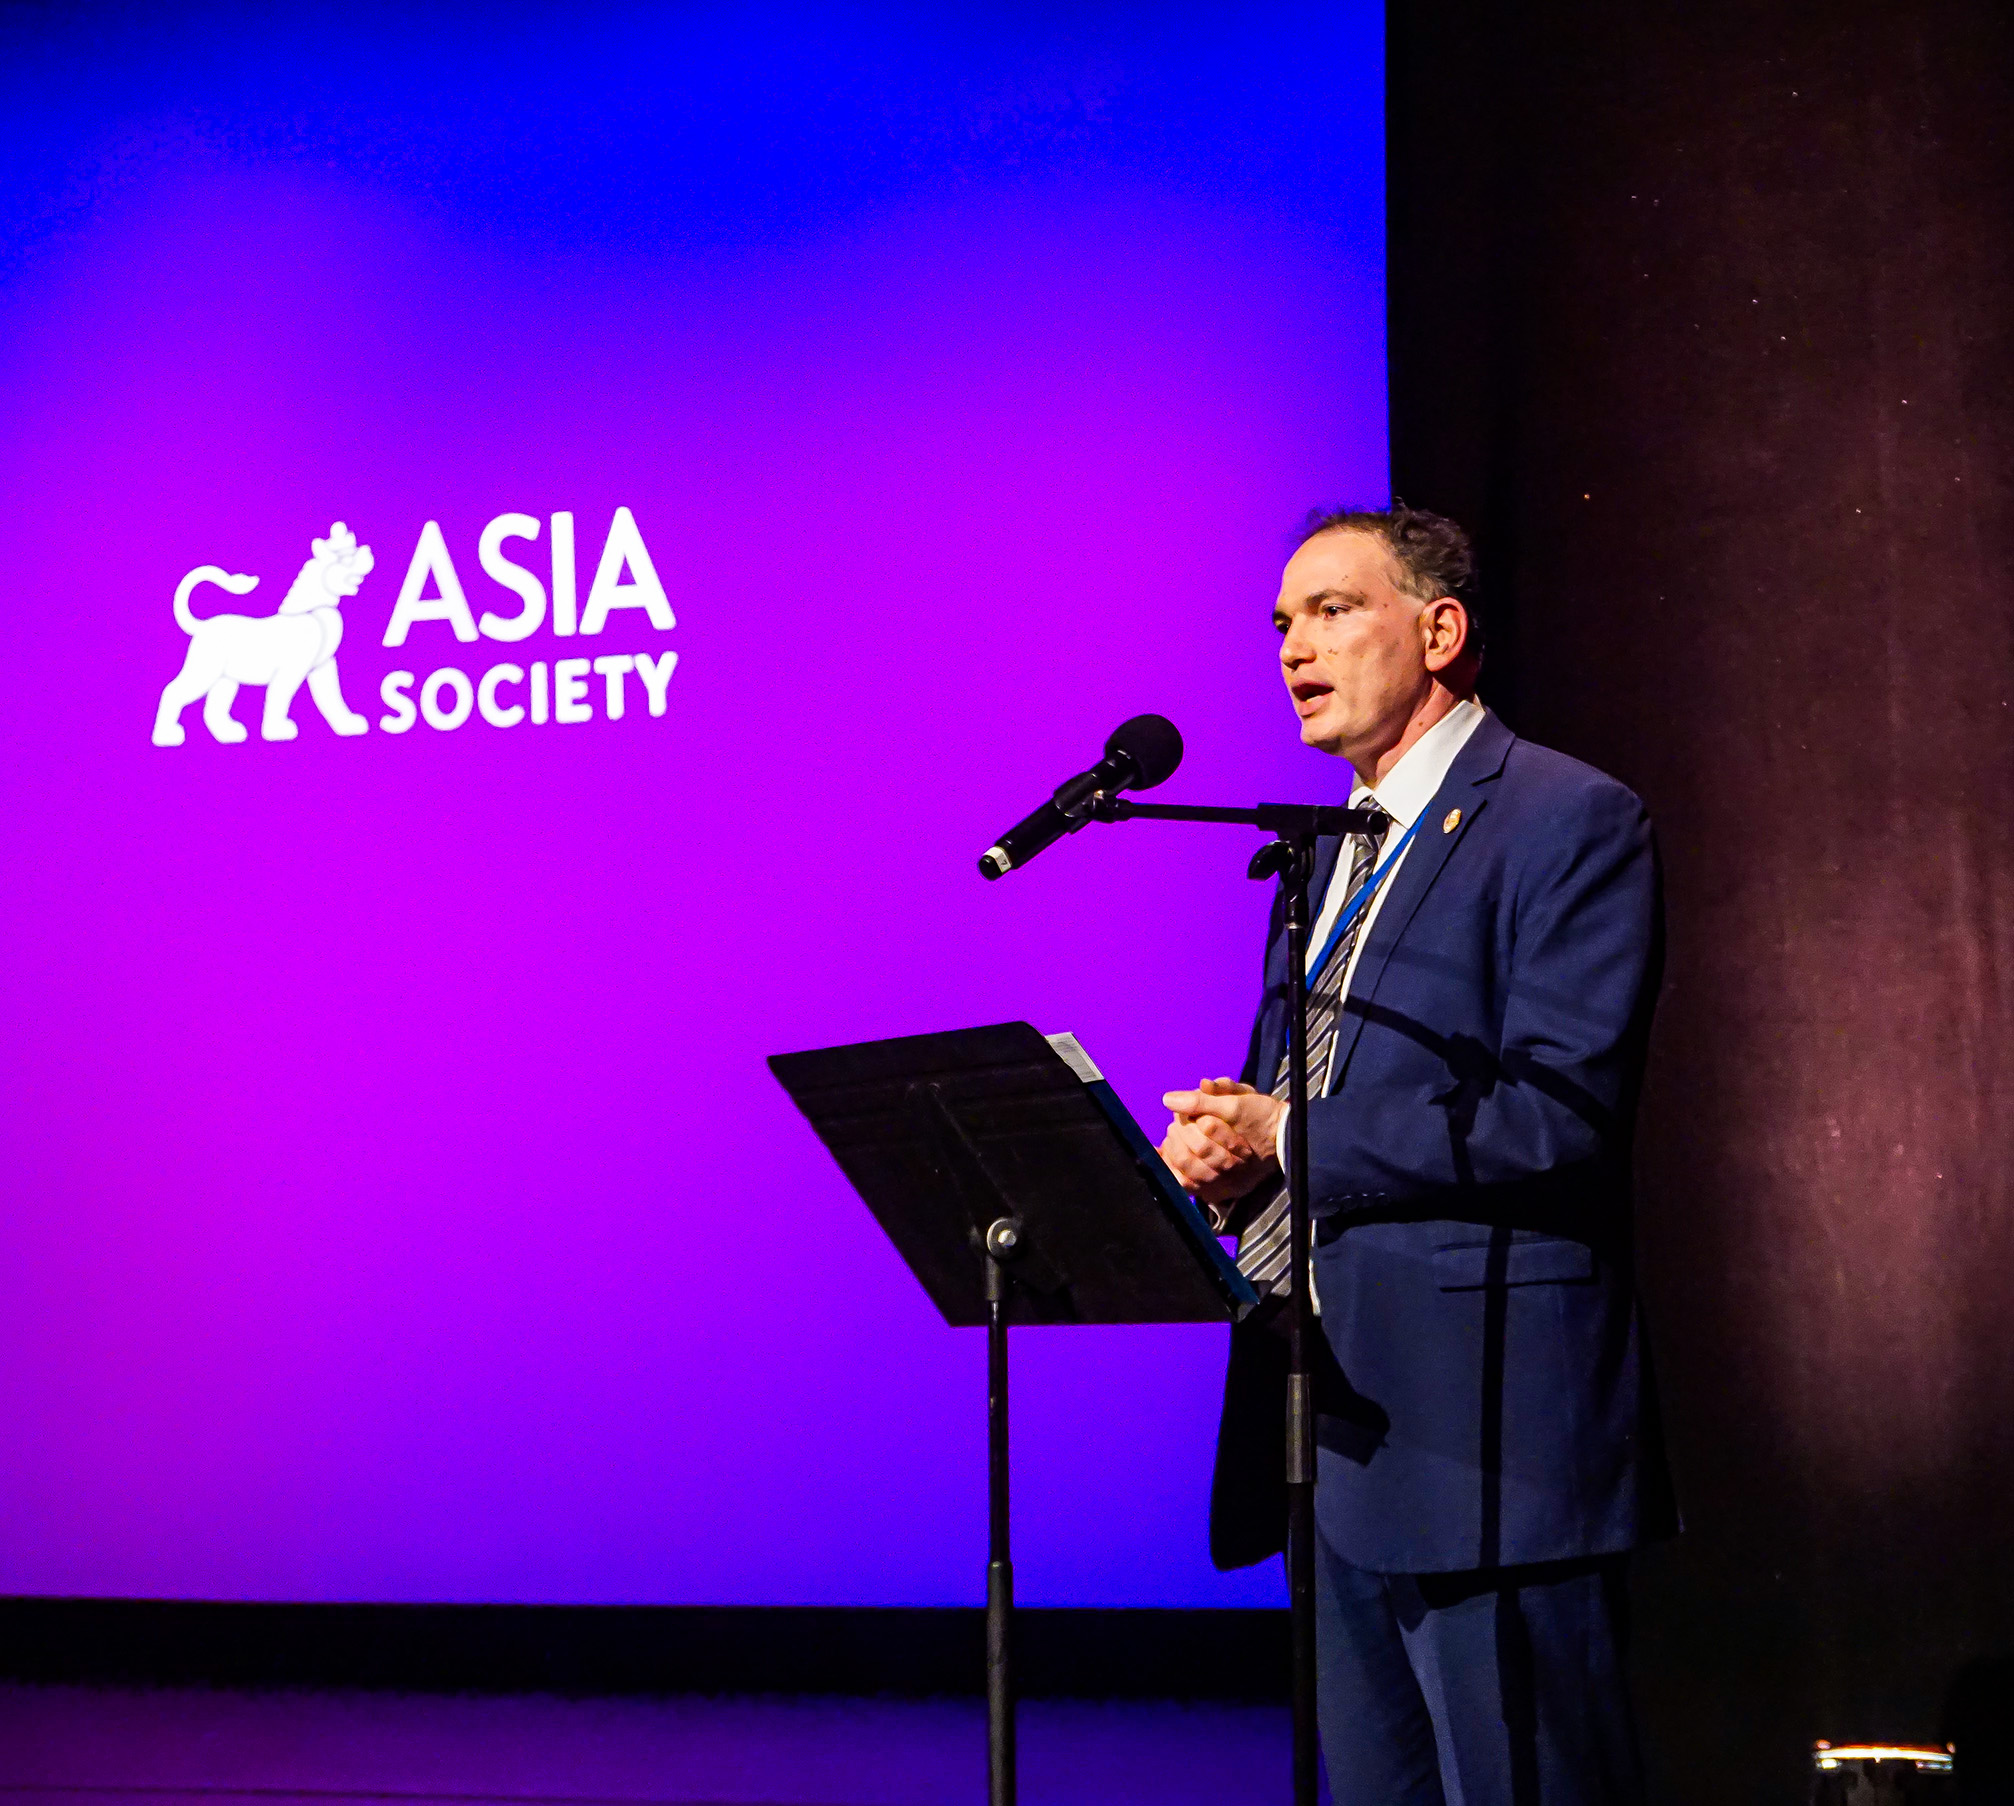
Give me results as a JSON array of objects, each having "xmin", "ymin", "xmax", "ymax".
[{"xmin": 1433, "ymin": 1236, "xmax": 1595, "ymax": 1290}]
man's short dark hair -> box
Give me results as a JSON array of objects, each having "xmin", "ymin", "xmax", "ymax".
[{"xmin": 1296, "ymin": 503, "xmax": 1481, "ymax": 649}]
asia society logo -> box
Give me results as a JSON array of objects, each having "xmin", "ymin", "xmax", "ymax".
[{"xmin": 150, "ymin": 509, "xmax": 675, "ymax": 746}]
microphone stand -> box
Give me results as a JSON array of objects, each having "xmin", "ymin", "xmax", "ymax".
[{"xmin": 1087, "ymin": 793, "xmax": 1384, "ymax": 1806}]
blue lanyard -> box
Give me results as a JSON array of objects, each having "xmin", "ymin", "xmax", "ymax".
[{"xmin": 1304, "ymin": 810, "xmax": 1428, "ymax": 989}]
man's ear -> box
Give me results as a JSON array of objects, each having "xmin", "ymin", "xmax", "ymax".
[{"xmin": 1420, "ymin": 596, "xmax": 1471, "ymax": 673}]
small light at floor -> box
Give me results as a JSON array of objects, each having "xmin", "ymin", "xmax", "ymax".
[{"xmin": 1811, "ymin": 1743, "xmax": 1954, "ymax": 1773}]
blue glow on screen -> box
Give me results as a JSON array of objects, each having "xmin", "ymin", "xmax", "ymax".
[{"xmin": 0, "ymin": 0, "xmax": 1384, "ymax": 1606}]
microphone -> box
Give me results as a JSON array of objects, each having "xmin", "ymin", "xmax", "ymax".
[{"xmin": 978, "ymin": 714, "xmax": 1183, "ymax": 880}]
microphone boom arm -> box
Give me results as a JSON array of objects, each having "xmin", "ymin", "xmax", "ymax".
[{"xmin": 1084, "ymin": 795, "xmax": 1388, "ymax": 837}]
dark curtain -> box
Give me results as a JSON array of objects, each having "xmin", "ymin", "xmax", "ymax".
[{"xmin": 1385, "ymin": 2, "xmax": 2014, "ymax": 1799}]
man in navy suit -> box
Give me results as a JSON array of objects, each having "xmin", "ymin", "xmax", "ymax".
[{"xmin": 1158, "ymin": 506, "xmax": 1674, "ymax": 1805}]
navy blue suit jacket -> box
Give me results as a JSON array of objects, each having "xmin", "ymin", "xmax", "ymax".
[{"xmin": 1209, "ymin": 712, "xmax": 1677, "ymax": 1574}]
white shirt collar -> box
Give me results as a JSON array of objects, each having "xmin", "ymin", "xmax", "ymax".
[{"xmin": 1349, "ymin": 696, "xmax": 1488, "ymax": 829}]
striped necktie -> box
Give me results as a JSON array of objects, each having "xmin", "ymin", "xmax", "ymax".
[{"xmin": 1234, "ymin": 818, "xmax": 1386, "ymax": 1302}]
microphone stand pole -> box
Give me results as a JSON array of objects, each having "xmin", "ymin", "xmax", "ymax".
[{"xmin": 1088, "ymin": 794, "xmax": 1383, "ymax": 1806}]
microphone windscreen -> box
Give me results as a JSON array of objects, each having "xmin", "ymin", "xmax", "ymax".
[{"xmin": 1105, "ymin": 714, "xmax": 1183, "ymax": 789}]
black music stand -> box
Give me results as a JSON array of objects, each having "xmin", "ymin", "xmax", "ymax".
[{"xmin": 770, "ymin": 1020, "xmax": 1257, "ymax": 1806}]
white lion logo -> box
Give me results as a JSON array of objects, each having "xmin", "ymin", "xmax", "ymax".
[{"xmin": 152, "ymin": 522, "xmax": 375, "ymax": 746}]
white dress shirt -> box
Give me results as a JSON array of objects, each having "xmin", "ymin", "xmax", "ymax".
[{"xmin": 1277, "ymin": 695, "xmax": 1488, "ymax": 1161}]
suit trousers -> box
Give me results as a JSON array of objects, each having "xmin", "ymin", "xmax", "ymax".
[{"xmin": 1315, "ymin": 1520, "xmax": 1645, "ymax": 1806}]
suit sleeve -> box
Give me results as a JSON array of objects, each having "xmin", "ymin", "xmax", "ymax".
[{"xmin": 1302, "ymin": 781, "xmax": 1662, "ymax": 1206}]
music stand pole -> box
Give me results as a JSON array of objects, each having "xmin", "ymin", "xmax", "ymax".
[{"xmin": 983, "ymin": 1218, "xmax": 1018, "ymax": 1806}]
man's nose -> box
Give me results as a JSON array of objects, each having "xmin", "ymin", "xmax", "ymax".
[{"xmin": 1280, "ymin": 621, "xmax": 1314, "ymax": 667}]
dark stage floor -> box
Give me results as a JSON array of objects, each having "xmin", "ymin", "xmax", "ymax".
[{"xmin": 0, "ymin": 1684, "xmax": 1299, "ymax": 1806}]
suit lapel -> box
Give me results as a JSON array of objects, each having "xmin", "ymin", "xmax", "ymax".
[
  {"xmin": 1307, "ymin": 833, "xmax": 1344, "ymax": 927},
  {"xmin": 1331, "ymin": 714, "xmax": 1515, "ymax": 1077}
]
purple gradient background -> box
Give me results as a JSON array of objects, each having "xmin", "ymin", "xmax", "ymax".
[{"xmin": 0, "ymin": 2, "xmax": 1384, "ymax": 1604}]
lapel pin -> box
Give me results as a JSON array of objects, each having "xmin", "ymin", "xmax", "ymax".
[{"xmin": 1442, "ymin": 808, "xmax": 1462, "ymax": 834}]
